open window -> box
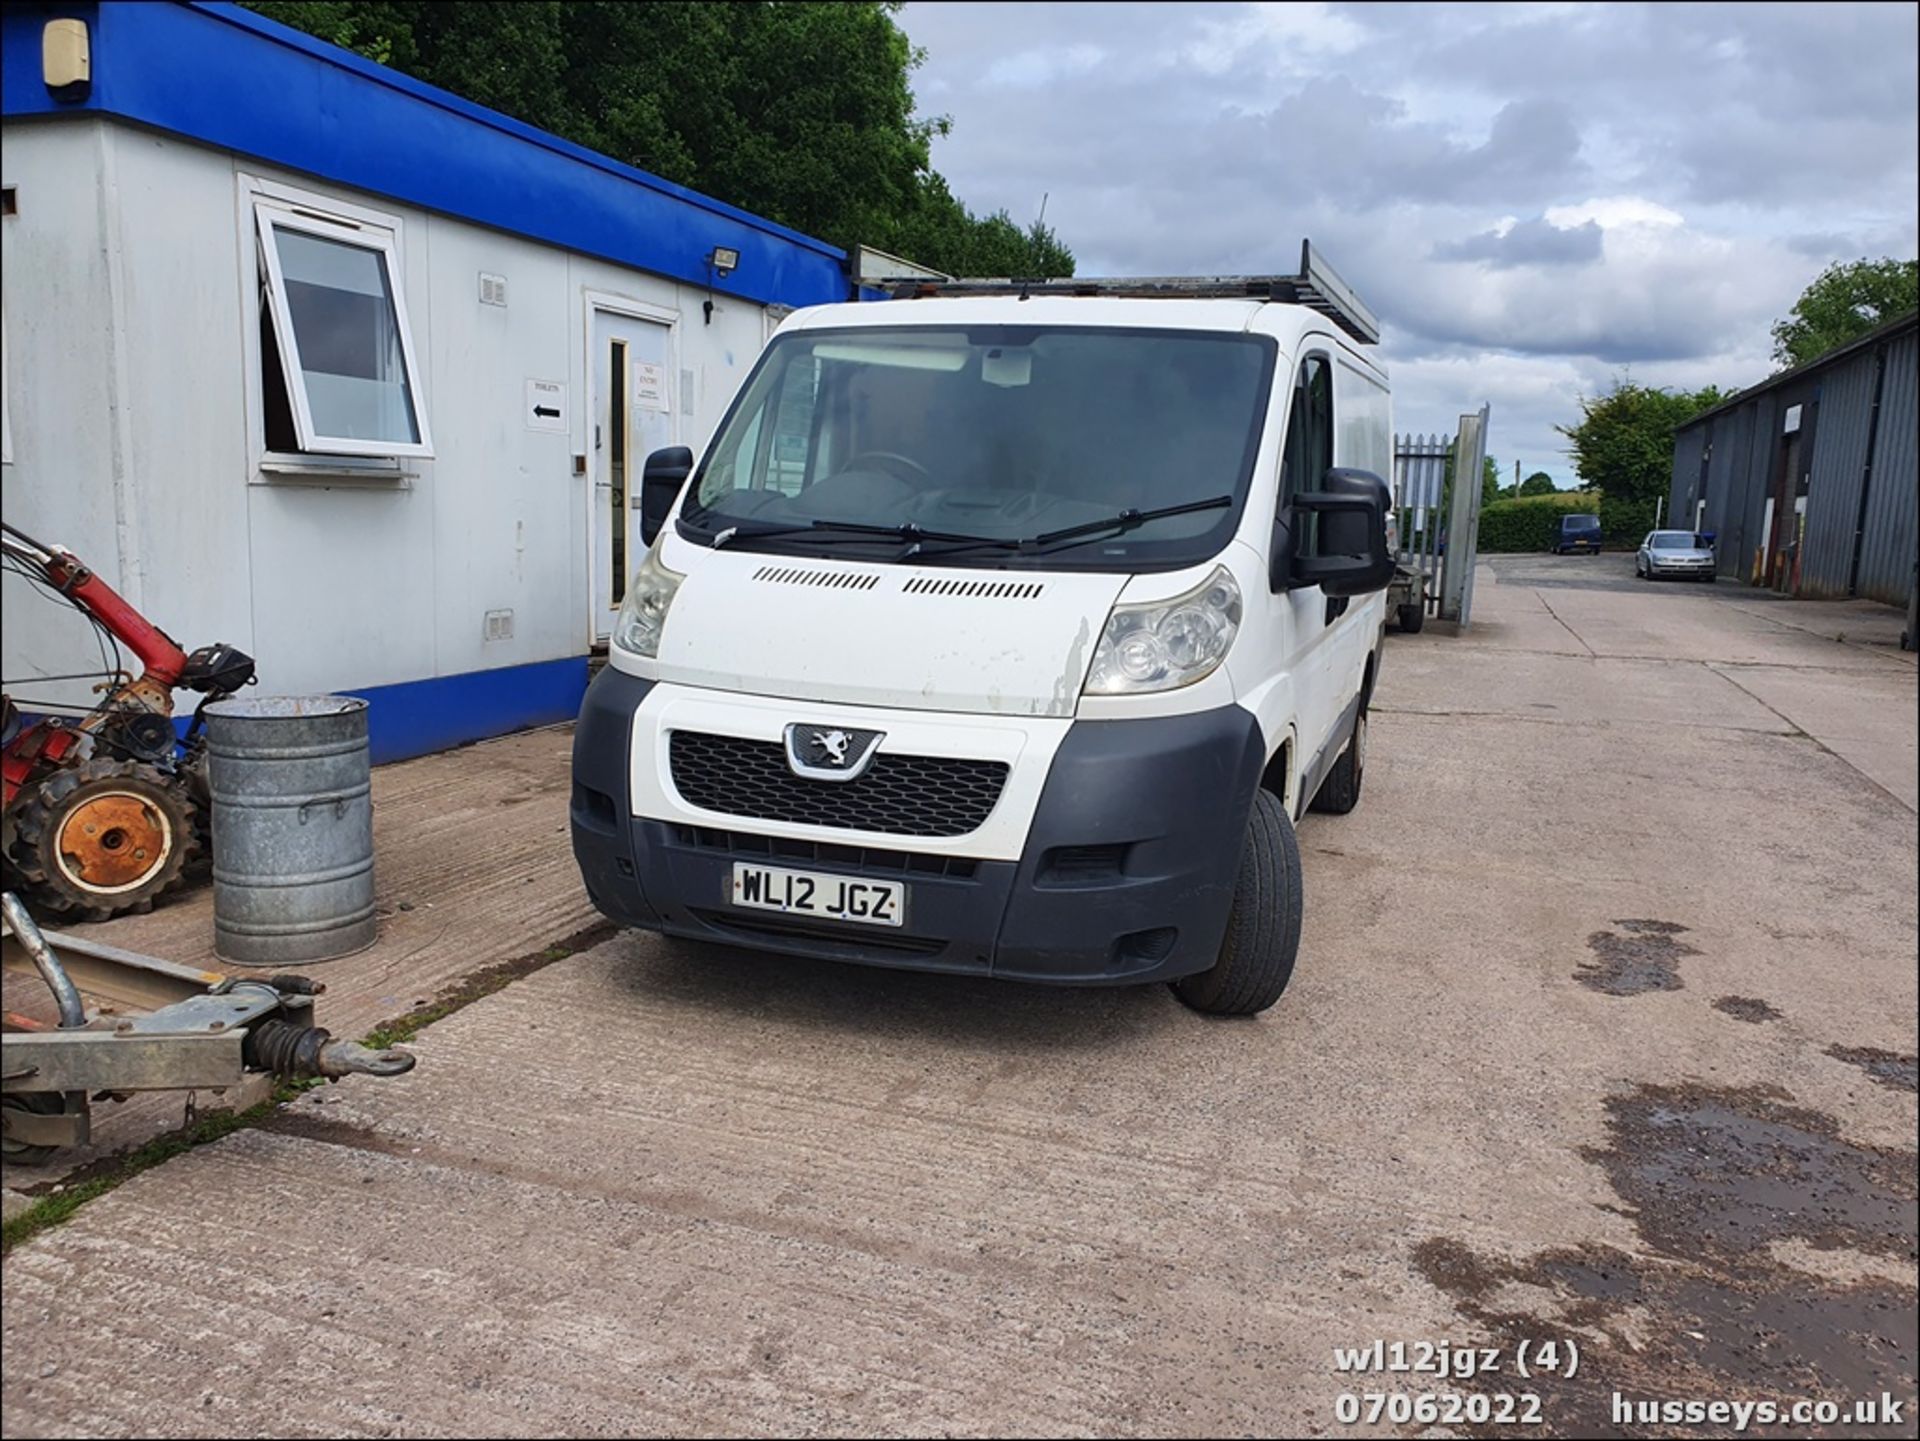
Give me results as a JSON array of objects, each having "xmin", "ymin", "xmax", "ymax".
[
  {"xmin": 254, "ymin": 200, "xmax": 432, "ymax": 458},
  {"xmin": 1279, "ymin": 353, "xmax": 1334, "ymax": 553}
]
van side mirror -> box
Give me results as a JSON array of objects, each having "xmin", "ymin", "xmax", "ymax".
[
  {"xmin": 639, "ymin": 446, "xmax": 694, "ymax": 547},
  {"xmin": 1288, "ymin": 468, "xmax": 1393, "ymax": 598}
]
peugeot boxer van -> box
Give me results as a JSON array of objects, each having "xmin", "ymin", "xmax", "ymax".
[{"xmin": 570, "ymin": 246, "xmax": 1395, "ymax": 1015}]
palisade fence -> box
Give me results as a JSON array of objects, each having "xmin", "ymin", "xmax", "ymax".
[{"xmin": 1392, "ymin": 405, "xmax": 1489, "ymax": 628}]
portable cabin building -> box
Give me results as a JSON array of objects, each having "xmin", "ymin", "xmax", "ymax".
[{"xmin": 1, "ymin": 1, "xmax": 849, "ymax": 761}]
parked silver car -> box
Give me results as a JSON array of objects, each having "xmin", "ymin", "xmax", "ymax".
[{"xmin": 1636, "ymin": 529, "xmax": 1716, "ymax": 581}]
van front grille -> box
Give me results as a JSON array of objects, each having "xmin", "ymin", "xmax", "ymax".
[
  {"xmin": 668, "ymin": 825, "xmax": 979, "ymax": 878},
  {"xmin": 667, "ymin": 732, "xmax": 1007, "ymax": 838}
]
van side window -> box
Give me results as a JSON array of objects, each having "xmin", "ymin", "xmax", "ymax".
[{"xmin": 1279, "ymin": 354, "xmax": 1334, "ymax": 551}]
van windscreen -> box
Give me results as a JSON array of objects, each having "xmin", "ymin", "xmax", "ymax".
[{"xmin": 678, "ymin": 326, "xmax": 1277, "ymax": 570}]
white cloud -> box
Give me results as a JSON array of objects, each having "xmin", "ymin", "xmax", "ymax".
[
  {"xmin": 1545, "ymin": 196, "xmax": 1685, "ymax": 231},
  {"xmin": 1185, "ymin": 1, "xmax": 1368, "ymax": 75},
  {"xmin": 898, "ymin": 1, "xmax": 1917, "ymax": 482}
]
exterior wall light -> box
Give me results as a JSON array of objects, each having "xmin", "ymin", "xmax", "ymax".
[{"xmin": 704, "ymin": 247, "xmax": 740, "ymax": 325}]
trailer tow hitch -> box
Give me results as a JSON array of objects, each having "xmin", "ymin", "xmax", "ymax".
[
  {"xmin": 2, "ymin": 892, "xmax": 415, "ymax": 1163},
  {"xmin": 242, "ymin": 1016, "xmax": 415, "ymax": 1080}
]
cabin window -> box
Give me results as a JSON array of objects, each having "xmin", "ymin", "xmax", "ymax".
[{"xmin": 255, "ymin": 200, "xmax": 432, "ymax": 459}]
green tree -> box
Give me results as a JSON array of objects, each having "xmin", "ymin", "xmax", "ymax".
[
  {"xmin": 1518, "ymin": 471, "xmax": 1557, "ymax": 497},
  {"xmin": 1557, "ymin": 380, "xmax": 1728, "ymax": 504},
  {"xmin": 1770, "ymin": 257, "xmax": 1918, "ymax": 370},
  {"xmin": 1480, "ymin": 456, "xmax": 1502, "ymax": 508},
  {"xmin": 245, "ymin": 2, "xmax": 1073, "ymax": 278}
]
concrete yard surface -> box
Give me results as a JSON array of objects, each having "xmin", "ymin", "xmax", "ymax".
[
  {"xmin": 3, "ymin": 558, "xmax": 1916, "ymax": 1437},
  {"xmin": 2, "ymin": 725, "xmax": 599, "ymax": 1201}
]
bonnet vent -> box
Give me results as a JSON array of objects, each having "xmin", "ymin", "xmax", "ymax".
[
  {"xmin": 750, "ymin": 566, "xmax": 880, "ymax": 591},
  {"xmin": 901, "ymin": 577, "xmax": 1045, "ymax": 600}
]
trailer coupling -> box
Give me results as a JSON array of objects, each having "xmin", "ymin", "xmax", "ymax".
[
  {"xmin": 242, "ymin": 1016, "xmax": 415, "ymax": 1080},
  {"xmin": 2, "ymin": 892, "xmax": 415, "ymax": 1163}
]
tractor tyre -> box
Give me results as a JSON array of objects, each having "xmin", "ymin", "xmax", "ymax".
[{"xmin": 5, "ymin": 758, "xmax": 200, "ymax": 922}]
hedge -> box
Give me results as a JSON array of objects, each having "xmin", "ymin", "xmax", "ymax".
[
  {"xmin": 1597, "ymin": 495, "xmax": 1659, "ymax": 547},
  {"xmin": 1476, "ymin": 491, "xmax": 1658, "ymax": 551},
  {"xmin": 1477, "ymin": 492, "xmax": 1598, "ymax": 552}
]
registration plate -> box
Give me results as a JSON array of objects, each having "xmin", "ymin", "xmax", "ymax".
[{"xmin": 729, "ymin": 863, "xmax": 906, "ymax": 928}]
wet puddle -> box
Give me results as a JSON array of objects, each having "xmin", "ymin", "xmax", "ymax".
[
  {"xmin": 1577, "ymin": 919, "xmax": 1700, "ymax": 996},
  {"xmin": 1415, "ymin": 1083, "xmax": 1918, "ymax": 1436},
  {"xmin": 1713, "ymin": 995, "xmax": 1783, "ymax": 1024},
  {"xmin": 1827, "ymin": 1045, "xmax": 1920, "ymax": 1095}
]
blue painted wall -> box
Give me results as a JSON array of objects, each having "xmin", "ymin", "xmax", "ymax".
[
  {"xmin": 2, "ymin": 1, "xmax": 848, "ymax": 311},
  {"xmin": 347, "ymin": 657, "xmax": 590, "ymax": 765},
  {"xmin": 28, "ymin": 656, "xmax": 586, "ymax": 771}
]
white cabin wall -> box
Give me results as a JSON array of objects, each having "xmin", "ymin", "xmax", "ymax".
[
  {"xmin": 1, "ymin": 119, "xmax": 128, "ymax": 713},
  {"xmin": 106, "ymin": 123, "xmax": 258, "ymax": 680},
  {"xmin": 421, "ymin": 222, "xmax": 575, "ymax": 677}
]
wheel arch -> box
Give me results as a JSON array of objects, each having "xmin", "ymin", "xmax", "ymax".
[{"xmin": 1258, "ymin": 728, "xmax": 1295, "ymax": 814}]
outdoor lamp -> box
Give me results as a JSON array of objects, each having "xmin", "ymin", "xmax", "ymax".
[{"xmin": 704, "ymin": 246, "xmax": 741, "ymax": 325}]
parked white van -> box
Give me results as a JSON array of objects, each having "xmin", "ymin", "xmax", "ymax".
[{"xmin": 571, "ymin": 246, "xmax": 1394, "ymax": 1015}]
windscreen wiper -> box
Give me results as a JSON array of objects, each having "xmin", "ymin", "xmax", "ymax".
[
  {"xmin": 900, "ymin": 494, "xmax": 1238, "ymax": 563},
  {"xmin": 695, "ymin": 518, "xmax": 1023, "ymax": 553},
  {"xmin": 1026, "ymin": 494, "xmax": 1235, "ymax": 552}
]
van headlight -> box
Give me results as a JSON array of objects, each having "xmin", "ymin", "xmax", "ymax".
[
  {"xmin": 612, "ymin": 544, "xmax": 684, "ymax": 659},
  {"xmin": 1085, "ymin": 565, "xmax": 1241, "ymax": 695}
]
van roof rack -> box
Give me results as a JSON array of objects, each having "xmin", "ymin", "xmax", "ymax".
[{"xmin": 885, "ymin": 240, "xmax": 1380, "ymax": 345}]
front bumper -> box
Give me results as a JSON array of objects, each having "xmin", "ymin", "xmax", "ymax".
[{"xmin": 570, "ymin": 668, "xmax": 1265, "ymax": 986}]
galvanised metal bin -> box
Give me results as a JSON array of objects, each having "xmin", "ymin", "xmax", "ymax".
[{"xmin": 205, "ymin": 696, "xmax": 375, "ymax": 964}]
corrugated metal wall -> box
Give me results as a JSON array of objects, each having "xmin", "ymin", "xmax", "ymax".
[
  {"xmin": 1671, "ymin": 426, "xmax": 1708, "ymax": 522},
  {"xmin": 1799, "ymin": 350, "xmax": 1877, "ymax": 597},
  {"xmin": 1670, "ymin": 396, "xmax": 1765, "ymax": 580},
  {"xmin": 1719, "ymin": 404, "xmax": 1758, "ymax": 579},
  {"xmin": 1733, "ymin": 390, "xmax": 1779, "ymax": 585},
  {"xmin": 1667, "ymin": 321, "xmax": 1916, "ymax": 602},
  {"xmin": 1856, "ymin": 330, "xmax": 1918, "ymax": 605}
]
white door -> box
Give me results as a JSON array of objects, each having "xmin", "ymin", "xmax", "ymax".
[
  {"xmin": 590, "ymin": 306, "xmax": 677, "ymax": 643},
  {"xmin": 1264, "ymin": 348, "xmax": 1343, "ymax": 806}
]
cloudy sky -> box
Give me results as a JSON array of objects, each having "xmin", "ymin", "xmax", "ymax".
[{"xmin": 899, "ymin": 1, "xmax": 1919, "ymax": 487}]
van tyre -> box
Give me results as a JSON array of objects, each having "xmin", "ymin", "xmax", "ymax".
[
  {"xmin": 1310, "ymin": 706, "xmax": 1367, "ymax": 816},
  {"xmin": 1172, "ymin": 789, "xmax": 1302, "ymax": 1017},
  {"xmin": 4, "ymin": 759, "xmax": 198, "ymax": 923}
]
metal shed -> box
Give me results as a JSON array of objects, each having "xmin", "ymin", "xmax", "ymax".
[{"xmin": 1668, "ymin": 311, "xmax": 1916, "ymax": 608}]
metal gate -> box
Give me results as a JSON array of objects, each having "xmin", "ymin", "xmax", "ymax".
[{"xmin": 1391, "ymin": 405, "xmax": 1489, "ymax": 628}]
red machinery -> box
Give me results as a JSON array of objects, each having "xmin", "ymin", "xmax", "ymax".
[{"xmin": 2, "ymin": 521, "xmax": 255, "ymax": 921}]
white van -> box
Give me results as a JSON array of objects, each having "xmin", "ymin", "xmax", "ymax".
[{"xmin": 570, "ymin": 246, "xmax": 1394, "ymax": 1015}]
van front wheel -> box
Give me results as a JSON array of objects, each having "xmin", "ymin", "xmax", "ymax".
[{"xmin": 1172, "ymin": 789, "xmax": 1302, "ymax": 1016}]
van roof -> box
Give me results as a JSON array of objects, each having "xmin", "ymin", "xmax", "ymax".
[
  {"xmin": 782, "ymin": 295, "xmax": 1387, "ymax": 380},
  {"xmin": 876, "ymin": 241, "xmax": 1379, "ymax": 344}
]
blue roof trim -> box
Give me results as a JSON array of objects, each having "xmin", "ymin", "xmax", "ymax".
[{"xmin": 2, "ymin": 1, "xmax": 849, "ymax": 309}]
